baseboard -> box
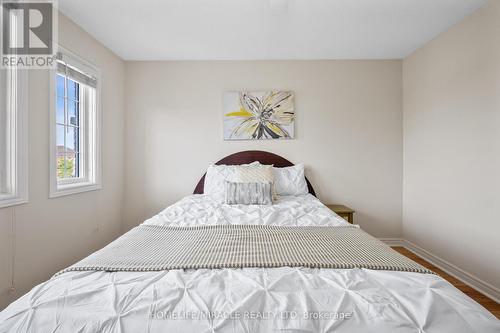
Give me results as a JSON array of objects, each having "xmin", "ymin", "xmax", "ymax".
[
  {"xmin": 379, "ymin": 237, "xmax": 500, "ymax": 304},
  {"xmin": 378, "ymin": 238, "xmax": 403, "ymax": 247}
]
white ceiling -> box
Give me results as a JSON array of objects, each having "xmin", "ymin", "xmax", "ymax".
[{"xmin": 59, "ymin": 0, "xmax": 487, "ymax": 60}]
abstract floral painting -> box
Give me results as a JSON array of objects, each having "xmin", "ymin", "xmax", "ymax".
[{"xmin": 223, "ymin": 91, "xmax": 294, "ymax": 140}]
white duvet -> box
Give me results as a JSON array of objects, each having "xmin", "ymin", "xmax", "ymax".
[
  {"xmin": 143, "ymin": 194, "xmax": 349, "ymax": 228},
  {"xmin": 1, "ymin": 195, "xmax": 498, "ymax": 332}
]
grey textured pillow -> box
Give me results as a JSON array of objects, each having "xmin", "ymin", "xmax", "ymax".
[{"xmin": 225, "ymin": 181, "xmax": 273, "ymax": 205}]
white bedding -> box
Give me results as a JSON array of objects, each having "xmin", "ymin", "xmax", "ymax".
[
  {"xmin": 1, "ymin": 195, "xmax": 498, "ymax": 333},
  {"xmin": 144, "ymin": 194, "xmax": 349, "ymax": 227}
]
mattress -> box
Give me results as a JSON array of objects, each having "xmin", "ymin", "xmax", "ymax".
[{"xmin": 0, "ymin": 194, "xmax": 498, "ymax": 332}]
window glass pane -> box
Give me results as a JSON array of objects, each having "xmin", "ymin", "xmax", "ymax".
[
  {"xmin": 56, "ymin": 153, "xmax": 67, "ymax": 179},
  {"xmin": 57, "ymin": 153, "xmax": 79, "ymax": 179},
  {"xmin": 56, "ymin": 97, "xmax": 65, "ymax": 124},
  {"xmin": 66, "ymin": 126, "xmax": 79, "ymax": 153},
  {"xmin": 56, "ymin": 124, "xmax": 65, "ymax": 150},
  {"xmin": 65, "ymin": 153, "xmax": 77, "ymax": 178},
  {"xmin": 68, "ymin": 101, "xmax": 79, "ymax": 126},
  {"xmin": 56, "ymin": 74, "xmax": 65, "ymax": 98},
  {"xmin": 67, "ymin": 79, "xmax": 79, "ymax": 101}
]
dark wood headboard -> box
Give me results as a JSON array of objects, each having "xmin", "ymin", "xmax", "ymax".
[{"xmin": 193, "ymin": 150, "xmax": 316, "ymax": 196}]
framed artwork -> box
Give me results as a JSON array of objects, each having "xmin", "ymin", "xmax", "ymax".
[{"xmin": 223, "ymin": 91, "xmax": 294, "ymax": 140}]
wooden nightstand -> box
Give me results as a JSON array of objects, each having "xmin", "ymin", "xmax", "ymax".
[{"xmin": 326, "ymin": 204, "xmax": 355, "ymax": 224}]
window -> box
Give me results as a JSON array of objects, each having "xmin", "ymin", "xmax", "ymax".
[
  {"xmin": 0, "ymin": 11, "xmax": 28, "ymax": 208},
  {"xmin": 49, "ymin": 48, "xmax": 101, "ymax": 197},
  {"xmin": 56, "ymin": 74, "xmax": 81, "ymax": 179}
]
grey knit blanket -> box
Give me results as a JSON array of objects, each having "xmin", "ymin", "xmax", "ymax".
[{"xmin": 55, "ymin": 224, "xmax": 432, "ymax": 276}]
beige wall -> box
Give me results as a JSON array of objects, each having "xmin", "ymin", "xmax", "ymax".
[
  {"xmin": 403, "ymin": 0, "xmax": 500, "ymax": 290},
  {"xmin": 0, "ymin": 14, "xmax": 125, "ymax": 309},
  {"xmin": 124, "ymin": 60, "xmax": 403, "ymax": 237}
]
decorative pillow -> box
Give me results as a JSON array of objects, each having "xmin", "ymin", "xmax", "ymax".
[
  {"xmin": 273, "ymin": 164, "xmax": 308, "ymax": 196},
  {"xmin": 204, "ymin": 162, "xmax": 259, "ymax": 198},
  {"xmin": 232, "ymin": 164, "xmax": 277, "ymax": 200},
  {"xmin": 225, "ymin": 181, "xmax": 273, "ymax": 205}
]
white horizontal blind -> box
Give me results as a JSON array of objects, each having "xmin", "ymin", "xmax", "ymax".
[{"xmin": 56, "ymin": 52, "xmax": 98, "ymax": 88}]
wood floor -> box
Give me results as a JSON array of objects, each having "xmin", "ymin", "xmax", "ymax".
[{"xmin": 393, "ymin": 246, "xmax": 500, "ymax": 320}]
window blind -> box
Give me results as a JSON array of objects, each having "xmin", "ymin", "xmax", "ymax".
[{"xmin": 56, "ymin": 52, "xmax": 98, "ymax": 88}]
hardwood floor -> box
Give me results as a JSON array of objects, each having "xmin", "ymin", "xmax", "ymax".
[{"xmin": 393, "ymin": 246, "xmax": 500, "ymax": 320}]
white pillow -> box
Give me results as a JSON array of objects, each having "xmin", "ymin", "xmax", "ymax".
[
  {"xmin": 273, "ymin": 164, "xmax": 309, "ymax": 196},
  {"xmin": 204, "ymin": 162, "xmax": 259, "ymax": 197},
  {"xmin": 232, "ymin": 164, "xmax": 277, "ymax": 201}
]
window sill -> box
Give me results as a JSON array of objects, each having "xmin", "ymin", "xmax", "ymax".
[
  {"xmin": 49, "ymin": 181, "xmax": 101, "ymax": 198},
  {"xmin": 0, "ymin": 195, "xmax": 28, "ymax": 209}
]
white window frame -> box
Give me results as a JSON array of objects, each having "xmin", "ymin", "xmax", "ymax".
[
  {"xmin": 0, "ymin": 9, "xmax": 28, "ymax": 209},
  {"xmin": 49, "ymin": 46, "xmax": 101, "ymax": 198}
]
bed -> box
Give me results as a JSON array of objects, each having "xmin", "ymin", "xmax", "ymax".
[{"xmin": 0, "ymin": 151, "xmax": 498, "ymax": 332}]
